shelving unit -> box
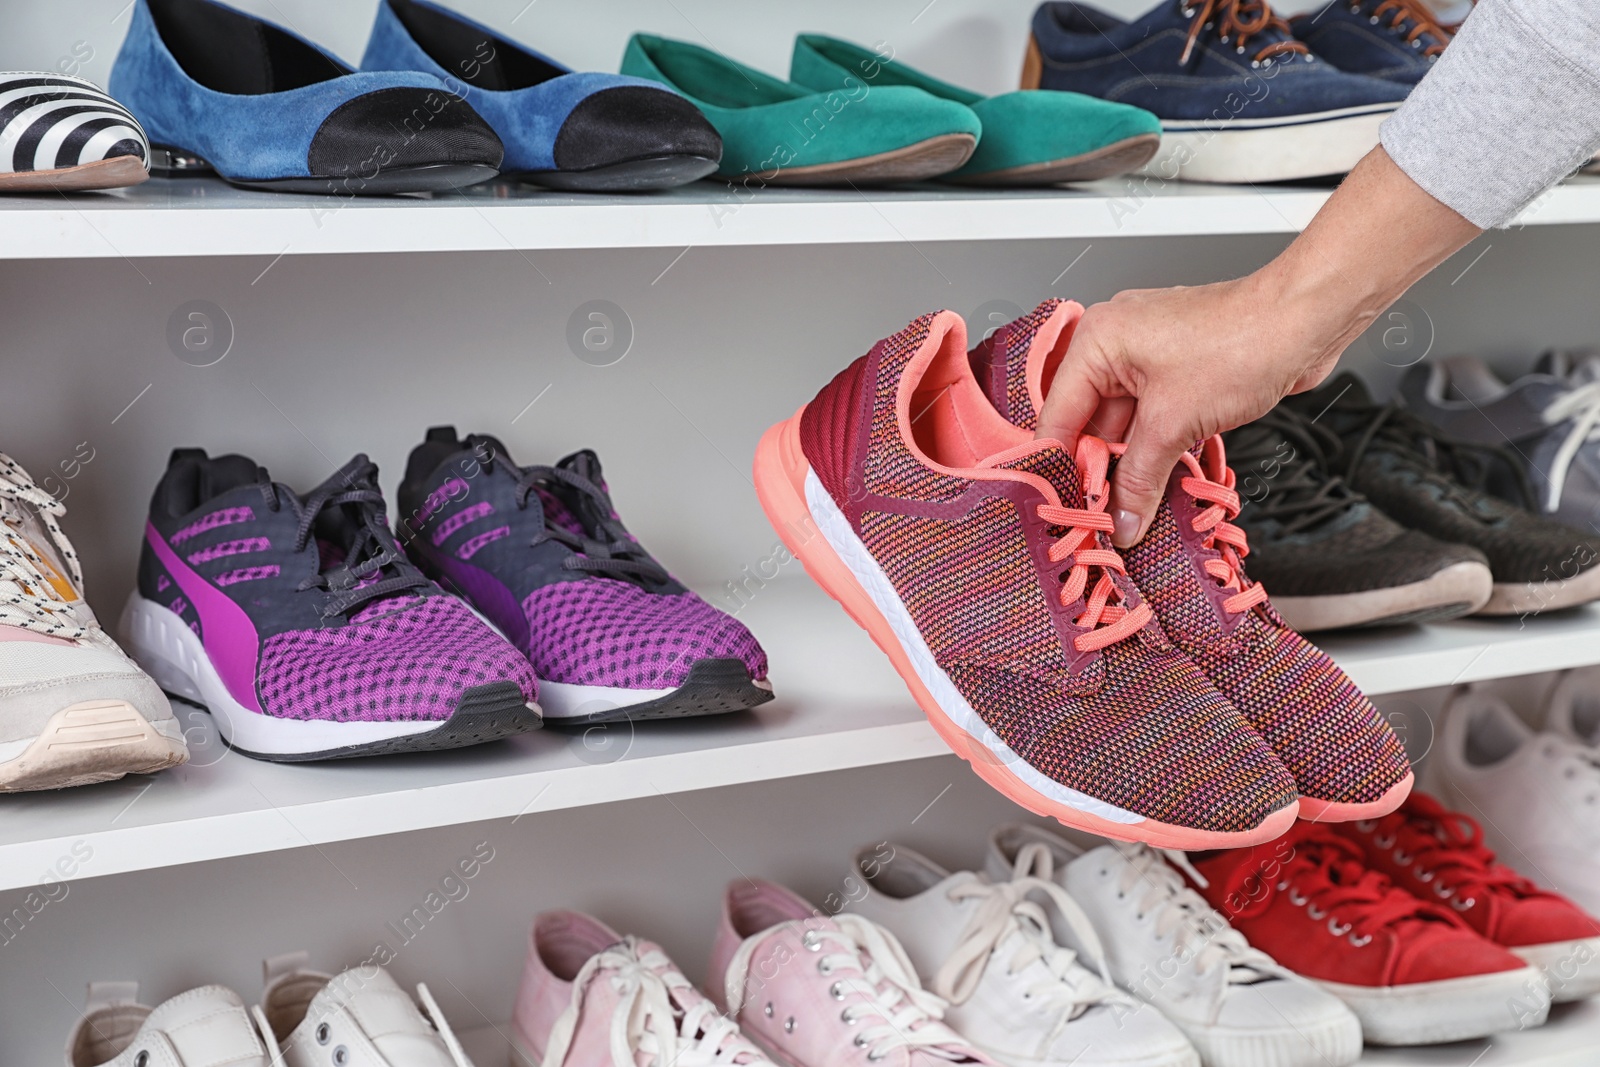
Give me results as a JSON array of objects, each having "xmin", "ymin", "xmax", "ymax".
[{"xmin": 5, "ymin": 2, "xmax": 1600, "ymax": 1064}]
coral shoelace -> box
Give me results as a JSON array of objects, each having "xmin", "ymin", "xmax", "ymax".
[
  {"xmin": 1362, "ymin": 0, "xmax": 1450, "ymax": 55},
  {"xmin": 1357, "ymin": 795, "xmax": 1544, "ymax": 911},
  {"xmin": 1038, "ymin": 436, "xmax": 1152, "ymax": 653},
  {"xmin": 1179, "ymin": 0, "xmax": 1310, "ymax": 65},
  {"xmin": 1178, "ymin": 443, "xmax": 1268, "ymax": 616}
]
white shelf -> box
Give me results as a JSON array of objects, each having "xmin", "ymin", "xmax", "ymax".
[
  {"xmin": 455, "ymin": 993, "xmax": 1600, "ymax": 1067},
  {"xmin": 4, "ymin": 578, "xmax": 1600, "ymax": 891},
  {"xmin": 9, "ymin": 173, "xmax": 1600, "ymax": 260}
]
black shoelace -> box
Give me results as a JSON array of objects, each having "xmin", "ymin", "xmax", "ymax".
[
  {"xmin": 512, "ymin": 457, "xmax": 668, "ymax": 587},
  {"xmin": 1227, "ymin": 408, "xmax": 1366, "ymax": 537},
  {"xmin": 265, "ymin": 457, "xmax": 430, "ymax": 619},
  {"xmin": 1338, "ymin": 401, "xmax": 1540, "ymax": 515}
]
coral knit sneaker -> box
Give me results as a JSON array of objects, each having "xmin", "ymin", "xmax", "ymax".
[
  {"xmin": 0, "ymin": 453, "xmax": 188, "ymax": 792},
  {"xmin": 1190, "ymin": 822, "xmax": 1550, "ymax": 1045},
  {"xmin": 120, "ymin": 450, "xmax": 541, "ymax": 760},
  {"xmin": 754, "ymin": 309, "xmax": 1298, "ymax": 848},
  {"xmin": 1338, "ymin": 791, "xmax": 1600, "ymax": 1002},
  {"xmin": 973, "ymin": 299, "xmax": 1412, "ymax": 822},
  {"xmin": 397, "ymin": 429, "xmax": 772, "ymax": 724}
]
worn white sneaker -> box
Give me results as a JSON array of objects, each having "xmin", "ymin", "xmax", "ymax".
[
  {"xmin": 987, "ymin": 825, "xmax": 1362, "ymax": 1067},
  {"xmin": 1429, "ymin": 687, "xmax": 1600, "ymax": 918},
  {"xmin": 848, "ymin": 842, "xmax": 1197, "ymax": 1067},
  {"xmin": 65, "ymin": 981, "xmax": 272, "ymax": 1067},
  {"xmin": 255, "ymin": 952, "xmax": 474, "ymax": 1067},
  {"xmin": 0, "ymin": 453, "xmax": 186, "ymax": 791}
]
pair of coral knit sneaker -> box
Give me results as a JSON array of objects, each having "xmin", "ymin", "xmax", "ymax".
[{"xmin": 754, "ymin": 302, "xmax": 1413, "ymax": 848}]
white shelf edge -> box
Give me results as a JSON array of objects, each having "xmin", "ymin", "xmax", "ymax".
[{"xmin": 5, "ymin": 176, "xmax": 1597, "ymax": 260}]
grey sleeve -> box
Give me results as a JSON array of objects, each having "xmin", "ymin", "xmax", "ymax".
[{"xmin": 1379, "ymin": 0, "xmax": 1600, "ymax": 228}]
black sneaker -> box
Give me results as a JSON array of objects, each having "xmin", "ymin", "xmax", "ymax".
[
  {"xmin": 1282, "ymin": 373, "xmax": 1600, "ymax": 619},
  {"xmin": 1224, "ymin": 405, "xmax": 1492, "ymax": 631}
]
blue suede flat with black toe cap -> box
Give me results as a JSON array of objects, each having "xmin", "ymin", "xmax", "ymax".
[
  {"xmin": 109, "ymin": 0, "xmax": 502, "ymax": 195},
  {"xmin": 361, "ymin": 0, "xmax": 721, "ymax": 192}
]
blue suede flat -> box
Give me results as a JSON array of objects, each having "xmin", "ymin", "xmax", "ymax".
[
  {"xmin": 109, "ymin": 0, "xmax": 503, "ymax": 195},
  {"xmin": 361, "ymin": 0, "xmax": 721, "ymax": 191}
]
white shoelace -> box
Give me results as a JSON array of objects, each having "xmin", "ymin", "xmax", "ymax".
[
  {"xmin": 546, "ymin": 938, "xmax": 766, "ymax": 1067},
  {"xmin": 726, "ymin": 915, "xmax": 970, "ymax": 1063},
  {"xmin": 1540, "ymin": 378, "xmax": 1600, "ymax": 513},
  {"xmin": 0, "ymin": 453, "xmax": 88, "ymax": 638},
  {"xmin": 1024, "ymin": 842, "xmax": 1276, "ymax": 985},
  {"xmin": 935, "ymin": 865, "xmax": 1121, "ymax": 1024}
]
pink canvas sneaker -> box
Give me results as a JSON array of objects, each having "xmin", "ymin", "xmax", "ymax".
[
  {"xmin": 972, "ymin": 298, "xmax": 1413, "ymax": 822},
  {"xmin": 510, "ymin": 910, "xmax": 774, "ymax": 1067},
  {"xmin": 708, "ymin": 879, "xmax": 994, "ymax": 1067},
  {"xmin": 753, "ymin": 309, "xmax": 1298, "ymax": 847}
]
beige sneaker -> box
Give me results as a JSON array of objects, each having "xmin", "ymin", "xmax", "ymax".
[
  {"xmin": 0, "ymin": 453, "xmax": 186, "ymax": 791},
  {"xmin": 65, "ymin": 981, "xmax": 272, "ymax": 1067}
]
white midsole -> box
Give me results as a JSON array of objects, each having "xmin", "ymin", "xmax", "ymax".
[
  {"xmin": 537, "ymin": 680, "xmax": 675, "ymax": 720},
  {"xmin": 1317, "ymin": 967, "xmax": 1549, "ymax": 1045},
  {"xmin": 119, "ymin": 593, "xmax": 440, "ymax": 754},
  {"xmin": 0, "ymin": 709, "xmax": 184, "ymax": 765},
  {"xmin": 1513, "ymin": 937, "xmax": 1600, "ymax": 1002},
  {"xmin": 1142, "ymin": 107, "xmax": 1393, "ymax": 183},
  {"xmin": 804, "ymin": 468, "xmax": 1141, "ymax": 825}
]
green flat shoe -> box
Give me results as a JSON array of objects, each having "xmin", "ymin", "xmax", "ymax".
[
  {"xmin": 620, "ymin": 34, "xmax": 979, "ymax": 185},
  {"xmin": 790, "ymin": 34, "xmax": 1160, "ymax": 186}
]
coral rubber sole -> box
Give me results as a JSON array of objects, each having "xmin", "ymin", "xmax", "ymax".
[
  {"xmin": 753, "ymin": 409, "xmax": 1296, "ymax": 849},
  {"xmin": 0, "ymin": 699, "xmax": 187, "ymax": 792},
  {"xmin": 1296, "ymin": 772, "xmax": 1413, "ymax": 823}
]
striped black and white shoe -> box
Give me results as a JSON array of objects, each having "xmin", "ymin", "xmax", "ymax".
[{"xmin": 0, "ymin": 73, "xmax": 149, "ymax": 191}]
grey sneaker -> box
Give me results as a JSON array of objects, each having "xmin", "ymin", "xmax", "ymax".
[{"xmin": 1401, "ymin": 353, "xmax": 1600, "ymax": 534}]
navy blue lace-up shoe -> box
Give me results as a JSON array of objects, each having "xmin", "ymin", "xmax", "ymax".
[
  {"xmin": 1023, "ymin": 0, "xmax": 1409, "ymax": 182},
  {"xmin": 1290, "ymin": 0, "xmax": 1451, "ymax": 87},
  {"xmin": 110, "ymin": 0, "xmax": 503, "ymax": 194}
]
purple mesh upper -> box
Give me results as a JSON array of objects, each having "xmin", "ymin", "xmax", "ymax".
[
  {"xmin": 521, "ymin": 581, "xmax": 767, "ymax": 689},
  {"xmin": 258, "ymin": 595, "xmax": 538, "ymax": 722}
]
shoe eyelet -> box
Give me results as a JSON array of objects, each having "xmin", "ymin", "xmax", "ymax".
[
  {"xmin": 1236, "ymin": 45, "xmax": 1245, "ymax": 53},
  {"xmin": 333, "ymin": 1048, "xmax": 349, "ymax": 1066},
  {"xmin": 1354, "ymin": 820, "xmax": 1376, "ymax": 832},
  {"xmin": 785, "ymin": 1016, "xmax": 796, "ymax": 1034},
  {"xmin": 1412, "ymin": 38, "xmax": 1422, "ymax": 47},
  {"xmin": 855, "ymin": 1035, "xmax": 869, "ymax": 1048},
  {"xmin": 842, "ymin": 1008, "xmax": 857, "ymax": 1024},
  {"xmin": 1250, "ymin": 59, "xmax": 1260, "ymax": 68},
  {"xmin": 1219, "ymin": 33, "xmax": 1230, "ymax": 42},
  {"xmin": 1349, "ymin": 933, "xmax": 1372, "ymax": 947},
  {"xmin": 802, "ymin": 931, "xmax": 823, "ymax": 952},
  {"xmin": 1329, "ymin": 918, "xmax": 1352, "ymax": 936},
  {"xmin": 1393, "ymin": 849, "xmax": 1412, "ymax": 864},
  {"xmin": 1374, "ymin": 833, "xmax": 1395, "ymax": 849},
  {"xmin": 133, "ymin": 1054, "xmax": 149, "ymax": 1067},
  {"xmin": 1416, "ymin": 868, "xmax": 1434, "ymax": 883},
  {"xmin": 1289, "ymin": 890, "xmax": 1308, "ymax": 906},
  {"xmin": 316, "ymin": 1024, "xmax": 331, "ymax": 1045},
  {"xmin": 1307, "ymin": 904, "xmax": 1327, "ymax": 920},
  {"xmin": 831, "ymin": 981, "xmax": 847, "ymax": 1001},
  {"xmin": 818, "ymin": 960, "xmax": 833, "ymax": 976},
  {"xmin": 765, "ymin": 1002, "xmax": 775, "ymax": 1018},
  {"xmin": 1276, "ymin": 880, "xmax": 1289, "ymax": 891},
  {"xmin": 1369, "ymin": 14, "xmax": 1380, "ymax": 22},
  {"xmin": 1454, "ymin": 896, "xmax": 1476, "ymax": 911},
  {"xmin": 1436, "ymin": 883, "xmax": 1454, "ymax": 898}
]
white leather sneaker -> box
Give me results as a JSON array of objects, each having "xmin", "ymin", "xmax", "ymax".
[
  {"xmin": 65, "ymin": 981, "xmax": 272, "ymax": 1067},
  {"xmin": 848, "ymin": 842, "xmax": 1198, "ymax": 1067},
  {"xmin": 255, "ymin": 952, "xmax": 474, "ymax": 1067},
  {"xmin": 987, "ymin": 825, "xmax": 1362, "ymax": 1067},
  {"xmin": 0, "ymin": 452, "xmax": 186, "ymax": 791},
  {"xmin": 1544, "ymin": 665, "xmax": 1600, "ymax": 748},
  {"xmin": 1429, "ymin": 687, "xmax": 1600, "ymax": 918}
]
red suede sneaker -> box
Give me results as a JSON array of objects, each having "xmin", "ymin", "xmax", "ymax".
[
  {"xmin": 1190, "ymin": 822, "xmax": 1550, "ymax": 1046},
  {"xmin": 753, "ymin": 309, "xmax": 1298, "ymax": 848},
  {"xmin": 972, "ymin": 298, "xmax": 1412, "ymax": 822},
  {"xmin": 1339, "ymin": 791, "xmax": 1600, "ymax": 1002}
]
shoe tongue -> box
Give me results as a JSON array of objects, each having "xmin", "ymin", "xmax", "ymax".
[
  {"xmin": 144, "ymin": 987, "xmax": 264, "ymax": 1063},
  {"xmin": 979, "ymin": 440, "xmax": 1085, "ymax": 504}
]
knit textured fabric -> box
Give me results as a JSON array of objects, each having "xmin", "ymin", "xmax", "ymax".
[
  {"xmin": 989, "ymin": 302, "xmax": 1411, "ymax": 806},
  {"xmin": 259, "ymin": 594, "xmax": 537, "ymax": 722},
  {"xmin": 522, "ymin": 581, "xmax": 767, "ymax": 689},
  {"xmin": 831, "ymin": 312, "xmax": 1297, "ymax": 832}
]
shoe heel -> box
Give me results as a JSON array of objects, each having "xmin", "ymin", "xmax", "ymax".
[
  {"xmin": 148, "ymin": 144, "xmax": 216, "ymax": 178},
  {"xmin": 1020, "ymin": 34, "xmax": 1044, "ymax": 89}
]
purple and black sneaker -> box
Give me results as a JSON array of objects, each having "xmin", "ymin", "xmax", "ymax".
[
  {"xmin": 119, "ymin": 450, "xmax": 541, "ymax": 761},
  {"xmin": 397, "ymin": 428, "xmax": 773, "ymax": 725}
]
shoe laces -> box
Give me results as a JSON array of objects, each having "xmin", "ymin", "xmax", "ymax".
[
  {"xmin": 0, "ymin": 453, "xmax": 88, "ymax": 638},
  {"xmin": 1353, "ymin": 795, "xmax": 1544, "ymax": 914},
  {"xmin": 545, "ymin": 938, "xmax": 768, "ymax": 1067},
  {"xmin": 283, "ymin": 457, "xmax": 431, "ymax": 619},
  {"xmin": 1179, "ymin": 0, "xmax": 1310, "ymax": 65},
  {"xmin": 1225, "ymin": 830, "xmax": 1455, "ymax": 946},
  {"xmin": 1176, "ymin": 440, "xmax": 1268, "ymax": 616},
  {"xmin": 1353, "ymin": 0, "xmax": 1449, "ymax": 55},
  {"xmin": 511, "ymin": 452, "xmax": 669, "ymax": 588},
  {"xmin": 1538, "ymin": 377, "xmax": 1600, "ymax": 514},
  {"xmin": 1340, "ymin": 402, "xmax": 1540, "ymax": 517},
  {"xmin": 727, "ymin": 916, "xmax": 974, "ymax": 1063},
  {"xmin": 1225, "ymin": 408, "xmax": 1366, "ymax": 536},
  {"xmin": 937, "ymin": 849, "xmax": 1123, "ymax": 1022},
  {"xmin": 1038, "ymin": 436, "xmax": 1153, "ymax": 653}
]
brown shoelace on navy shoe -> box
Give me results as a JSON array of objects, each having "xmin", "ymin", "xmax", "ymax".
[{"xmin": 1179, "ymin": 0, "xmax": 1310, "ymax": 64}]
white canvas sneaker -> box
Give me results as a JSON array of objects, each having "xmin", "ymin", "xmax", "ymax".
[
  {"xmin": 65, "ymin": 981, "xmax": 272, "ymax": 1067},
  {"xmin": 1428, "ymin": 688, "xmax": 1600, "ymax": 918},
  {"xmin": 848, "ymin": 842, "xmax": 1198, "ymax": 1067},
  {"xmin": 986, "ymin": 825, "xmax": 1362, "ymax": 1067},
  {"xmin": 255, "ymin": 952, "xmax": 474, "ymax": 1067},
  {"xmin": 0, "ymin": 452, "xmax": 186, "ymax": 791}
]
